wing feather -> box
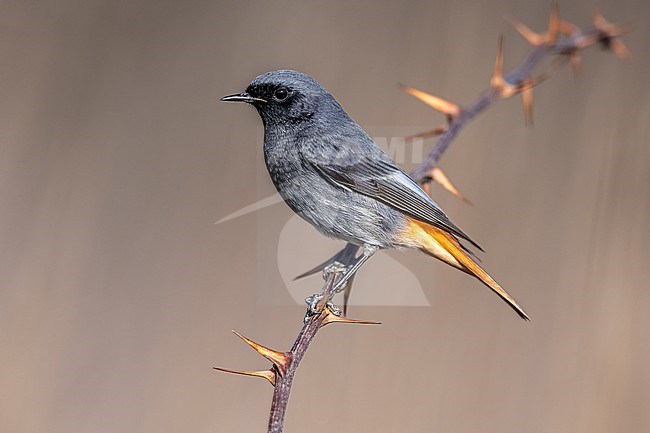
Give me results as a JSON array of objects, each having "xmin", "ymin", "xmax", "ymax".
[{"xmin": 307, "ymin": 158, "xmax": 483, "ymax": 251}]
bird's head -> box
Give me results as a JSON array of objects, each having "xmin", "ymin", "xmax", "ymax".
[{"xmin": 221, "ymin": 70, "xmax": 342, "ymax": 129}]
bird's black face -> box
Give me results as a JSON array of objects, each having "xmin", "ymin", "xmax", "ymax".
[
  {"xmin": 243, "ymin": 80, "xmax": 316, "ymax": 127},
  {"xmin": 244, "ymin": 82, "xmax": 292, "ymax": 106},
  {"xmin": 221, "ymin": 70, "xmax": 330, "ymax": 128}
]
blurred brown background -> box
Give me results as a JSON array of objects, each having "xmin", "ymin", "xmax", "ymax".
[{"xmin": 1, "ymin": 0, "xmax": 649, "ymax": 432}]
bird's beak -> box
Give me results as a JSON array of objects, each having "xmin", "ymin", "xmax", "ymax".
[{"xmin": 220, "ymin": 92, "xmax": 267, "ymax": 104}]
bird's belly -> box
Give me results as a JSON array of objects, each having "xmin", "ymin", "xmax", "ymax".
[{"xmin": 275, "ymin": 172, "xmax": 403, "ymax": 247}]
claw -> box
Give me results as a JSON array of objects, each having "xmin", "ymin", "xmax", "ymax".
[
  {"xmin": 326, "ymin": 301, "xmax": 342, "ymax": 317},
  {"xmin": 305, "ymin": 293, "xmax": 325, "ymax": 319}
]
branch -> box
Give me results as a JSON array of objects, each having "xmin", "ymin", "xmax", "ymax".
[
  {"xmin": 267, "ymin": 276, "xmax": 380, "ymax": 432},
  {"xmin": 216, "ymin": 272, "xmax": 379, "ymax": 433},
  {"xmin": 215, "ymin": 5, "xmax": 629, "ymax": 432},
  {"xmin": 411, "ymin": 5, "xmax": 629, "ymax": 184}
]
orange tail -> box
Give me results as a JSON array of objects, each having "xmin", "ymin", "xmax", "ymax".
[{"xmin": 405, "ymin": 219, "xmax": 530, "ymax": 320}]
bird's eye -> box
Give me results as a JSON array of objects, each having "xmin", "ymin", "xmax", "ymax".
[{"xmin": 273, "ymin": 87, "xmax": 289, "ymax": 101}]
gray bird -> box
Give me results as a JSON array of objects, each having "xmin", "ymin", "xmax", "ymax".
[{"xmin": 222, "ymin": 70, "xmax": 529, "ymax": 320}]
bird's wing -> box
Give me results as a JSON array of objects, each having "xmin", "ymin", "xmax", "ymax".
[{"xmin": 306, "ymin": 157, "xmax": 482, "ymax": 251}]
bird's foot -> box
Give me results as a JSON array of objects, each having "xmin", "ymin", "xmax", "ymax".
[
  {"xmin": 305, "ymin": 293, "xmax": 323, "ymax": 317},
  {"xmin": 303, "ymin": 259, "xmax": 359, "ymax": 322},
  {"xmin": 326, "ymin": 300, "xmax": 342, "ymax": 317},
  {"xmin": 322, "ymin": 261, "xmax": 348, "ymax": 280},
  {"xmin": 304, "ymin": 293, "xmax": 343, "ymax": 322}
]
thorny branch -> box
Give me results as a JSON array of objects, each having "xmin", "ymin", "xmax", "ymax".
[
  {"xmin": 215, "ymin": 6, "xmax": 628, "ymax": 433},
  {"xmin": 215, "ymin": 272, "xmax": 379, "ymax": 432}
]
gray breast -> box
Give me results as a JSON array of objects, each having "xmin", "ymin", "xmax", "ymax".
[{"xmin": 270, "ymin": 160, "xmax": 401, "ymax": 246}]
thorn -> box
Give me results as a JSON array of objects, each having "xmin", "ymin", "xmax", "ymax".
[
  {"xmin": 592, "ymin": 8, "xmax": 604, "ymax": 28},
  {"xmin": 491, "ymin": 34, "xmax": 506, "ymax": 91},
  {"xmin": 521, "ymin": 80, "xmax": 533, "ymax": 126},
  {"xmin": 490, "ymin": 35, "xmax": 519, "ymax": 98},
  {"xmin": 321, "ymin": 308, "xmax": 381, "ymax": 327},
  {"xmin": 546, "ymin": 2, "xmax": 560, "ymax": 44},
  {"xmin": 507, "ymin": 4, "xmax": 559, "ymax": 46},
  {"xmin": 592, "ymin": 8, "xmax": 611, "ymax": 32},
  {"xmin": 430, "ymin": 167, "xmax": 473, "ymax": 204},
  {"xmin": 405, "ymin": 126, "xmax": 447, "ymax": 141},
  {"xmin": 592, "ymin": 9, "xmax": 631, "ymax": 61},
  {"xmin": 517, "ymin": 75, "xmax": 546, "ymax": 125},
  {"xmin": 569, "ymin": 51, "xmax": 582, "ymax": 79},
  {"xmin": 555, "ymin": 20, "xmax": 584, "ymax": 78},
  {"xmin": 559, "ymin": 19, "xmax": 579, "ymax": 37},
  {"xmin": 526, "ymin": 73, "xmax": 549, "ymax": 91},
  {"xmin": 592, "ymin": 9, "xmax": 630, "ymax": 37},
  {"xmin": 398, "ymin": 84, "xmax": 461, "ymax": 119},
  {"xmin": 491, "ymin": 35, "xmax": 519, "ymax": 99},
  {"xmin": 232, "ymin": 331, "xmax": 290, "ymax": 375},
  {"xmin": 421, "ymin": 180, "xmax": 431, "ymax": 195},
  {"xmin": 609, "ymin": 39, "xmax": 631, "ymax": 62},
  {"xmin": 213, "ymin": 366, "xmax": 276, "ymax": 386},
  {"xmin": 507, "ymin": 15, "xmax": 544, "ymax": 46}
]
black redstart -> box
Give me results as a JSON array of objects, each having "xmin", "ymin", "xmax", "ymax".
[{"xmin": 222, "ymin": 70, "xmax": 529, "ymax": 320}]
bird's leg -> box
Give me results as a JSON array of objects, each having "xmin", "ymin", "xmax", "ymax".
[
  {"xmin": 324, "ymin": 244, "xmax": 378, "ymax": 317},
  {"xmin": 304, "ymin": 293, "xmax": 323, "ymax": 322},
  {"xmin": 330, "ymin": 244, "xmax": 378, "ymax": 294},
  {"xmin": 304, "ymin": 245, "xmax": 378, "ymax": 320},
  {"xmin": 304, "ymin": 260, "xmax": 349, "ymax": 321}
]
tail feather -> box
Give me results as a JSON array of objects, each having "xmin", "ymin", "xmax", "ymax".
[{"xmin": 410, "ymin": 220, "xmax": 530, "ymax": 320}]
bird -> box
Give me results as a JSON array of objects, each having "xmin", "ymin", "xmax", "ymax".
[{"xmin": 221, "ymin": 70, "xmax": 529, "ymax": 320}]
